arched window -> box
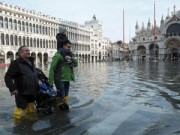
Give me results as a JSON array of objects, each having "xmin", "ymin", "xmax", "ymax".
[
  {"xmin": 6, "ymin": 34, "xmax": 9, "ymax": 45},
  {"xmin": 5, "ymin": 17, "xmax": 8, "ymax": 29},
  {"xmin": 15, "ymin": 35, "xmax": 18, "ymax": 46},
  {"xmin": 14, "ymin": 19, "xmax": 17, "ymax": 30},
  {"xmin": 167, "ymin": 23, "xmax": 180, "ymax": 34},
  {"xmin": 23, "ymin": 37, "xmax": 25, "ymax": 46},
  {"xmin": 10, "ymin": 35, "xmax": 13, "ymax": 45},
  {"xmin": 39, "ymin": 25, "xmax": 41, "ymax": 34},
  {"xmin": 18, "ymin": 21, "xmax": 21, "ymax": 31},
  {"xmin": 9, "ymin": 19, "xmax": 13, "ymax": 29},
  {"xmin": 40, "ymin": 39, "xmax": 42, "ymax": 48},
  {"xmin": 19, "ymin": 36, "xmax": 22, "ymax": 46},
  {"xmin": 33, "ymin": 24, "xmax": 35, "ymax": 33},
  {"xmin": 45, "ymin": 27, "xmax": 48, "ymax": 35},
  {"xmin": 1, "ymin": 33, "xmax": 5, "ymax": 45},
  {"xmin": 42, "ymin": 26, "xmax": 45, "ymax": 34},
  {"xmin": 43, "ymin": 39, "xmax": 45, "ymax": 48},
  {"xmin": 22, "ymin": 21, "xmax": 25, "ymax": 31},
  {"xmin": 36, "ymin": 24, "xmax": 38, "ymax": 33},
  {"xmin": 29, "ymin": 23, "xmax": 32, "ymax": 32},
  {"xmin": 30, "ymin": 38, "xmax": 32, "ymax": 47},
  {"xmin": 34, "ymin": 38, "xmax": 36, "ymax": 48},
  {"xmin": 26, "ymin": 22, "xmax": 28, "ymax": 32},
  {"xmin": 0, "ymin": 16, "xmax": 3, "ymax": 28},
  {"xmin": 49, "ymin": 40, "xmax": 51, "ymax": 48},
  {"xmin": 27, "ymin": 37, "xmax": 29, "ymax": 46},
  {"xmin": 48, "ymin": 27, "xmax": 50, "ymax": 35},
  {"xmin": 37, "ymin": 39, "xmax": 39, "ymax": 48},
  {"xmin": 46, "ymin": 40, "xmax": 48, "ymax": 48}
]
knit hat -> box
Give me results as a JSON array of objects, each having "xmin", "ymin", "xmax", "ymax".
[{"xmin": 59, "ymin": 27, "xmax": 67, "ymax": 34}]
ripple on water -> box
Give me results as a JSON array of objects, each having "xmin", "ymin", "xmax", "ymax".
[{"xmin": 0, "ymin": 62, "xmax": 180, "ymax": 135}]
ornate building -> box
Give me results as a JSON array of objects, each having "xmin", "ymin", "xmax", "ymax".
[
  {"xmin": 0, "ymin": 2, "xmax": 112, "ymax": 65},
  {"xmin": 85, "ymin": 15, "xmax": 111, "ymax": 62},
  {"xmin": 129, "ymin": 6, "xmax": 180, "ymax": 61}
]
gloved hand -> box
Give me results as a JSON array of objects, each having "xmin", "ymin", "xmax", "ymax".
[{"xmin": 11, "ymin": 90, "xmax": 18, "ymax": 96}]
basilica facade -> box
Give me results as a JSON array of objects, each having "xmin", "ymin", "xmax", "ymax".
[
  {"xmin": 129, "ymin": 7, "xmax": 180, "ymax": 61},
  {"xmin": 0, "ymin": 2, "xmax": 112, "ymax": 65}
]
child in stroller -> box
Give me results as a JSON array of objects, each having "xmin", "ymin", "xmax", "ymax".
[{"xmin": 35, "ymin": 68, "xmax": 57, "ymax": 114}]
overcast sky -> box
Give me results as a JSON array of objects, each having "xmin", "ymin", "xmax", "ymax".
[{"xmin": 1, "ymin": 0, "xmax": 180, "ymax": 42}]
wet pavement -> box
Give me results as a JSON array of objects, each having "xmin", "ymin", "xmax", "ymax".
[{"xmin": 0, "ymin": 61, "xmax": 180, "ymax": 135}]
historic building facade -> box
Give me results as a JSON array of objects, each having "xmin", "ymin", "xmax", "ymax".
[
  {"xmin": 129, "ymin": 7, "xmax": 180, "ymax": 61},
  {"xmin": 0, "ymin": 2, "xmax": 112, "ymax": 65},
  {"xmin": 85, "ymin": 15, "xmax": 111, "ymax": 62}
]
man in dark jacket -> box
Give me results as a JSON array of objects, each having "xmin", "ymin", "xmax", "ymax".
[{"xmin": 4, "ymin": 46, "xmax": 39, "ymax": 119}]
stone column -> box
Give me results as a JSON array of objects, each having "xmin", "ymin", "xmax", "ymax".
[{"xmin": 42, "ymin": 54, "xmax": 44, "ymax": 67}]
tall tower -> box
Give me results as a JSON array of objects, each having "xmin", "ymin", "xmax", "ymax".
[{"xmin": 85, "ymin": 15, "xmax": 102, "ymax": 39}]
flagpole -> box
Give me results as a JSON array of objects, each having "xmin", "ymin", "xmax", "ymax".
[
  {"xmin": 123, "ymin": 7, "xmax": 125, "ymax": 59},
  {"xmin": 123, "ymin": 7, "xmax": 124, "ymax": 44},
  {"xmin": 153, "ymin": 0, "xmax": 156, "ymax": 60}
]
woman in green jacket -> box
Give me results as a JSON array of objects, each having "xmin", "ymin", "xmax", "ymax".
[{"xmin": 48, "ymin": 40, "xmax": 77, "ymax": 111}]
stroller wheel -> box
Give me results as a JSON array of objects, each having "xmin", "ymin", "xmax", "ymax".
[
  {"xmin": 59, "ymin": 103, "xmax": 69, "ymax": 111},
  {"xmin": 63, "ymin": 103, "xmax": 69, "ymax": 111},
  {"xmin": 59, "ymin": 104, "xmax": 66, "ymax": 111}
]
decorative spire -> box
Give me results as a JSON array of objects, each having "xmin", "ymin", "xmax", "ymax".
[
  {"xmin": 174, "ymin": 5, "xmax": 176, "ymax": 14},
  {"xmin": 93, "ymin": 15, "xmax": 96, "ymax": 20},
  {"xmin": 141, "ymin": 22, "xmax": 145, "ymax": 30},
  {"xmin": 135, "ymin": 21, "xmax": 139, "ymax": 29},
  {"xmin": 166, "ymin": 8, "xmax": 170, "ymax": 19},
  {"xmin": 148, "ymin": 18, "xmax": 151, "ymax": 27},
  {"xmin": 135, "ymin": 21, "xmax": 139, "ymax": 34},
  {"xmin": 161, "ymin": 15, "xmax": 164, "ymax": 25}
]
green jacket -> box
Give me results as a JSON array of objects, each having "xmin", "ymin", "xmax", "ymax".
[{"xmin": 48, "ymin": 52, "xmax": 77, "ymax": 85}]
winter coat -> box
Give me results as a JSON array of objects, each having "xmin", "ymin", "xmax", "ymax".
[
  {"xmin": 4, "ymin": 57, "xmax": 39, "ymax": 95},
  {"xmin": 48, "ymin": 51, "xmax": 77, "ymax": 85}
]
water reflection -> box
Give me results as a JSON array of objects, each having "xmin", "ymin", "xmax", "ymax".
[{"xmin": 0, "ymin": 61, "xmax": 180, "ymax": 135}]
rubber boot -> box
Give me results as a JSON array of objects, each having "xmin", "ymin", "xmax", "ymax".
[
  {"xmin": 25, "ymin": 103, "xmax": 37, "ymax": 120},
  {"xmin": 26, "ymin": 102, "xmax": 36, "ymax": 113},
  {"xmin": 63, "ymin": 96, "xmax": 69, "ymax": 111},
  {"xmin": 57, "ymin": 99, "xmax": 65, "ymax": 111},
  {"xmin": 64, "ymin": 96, "xmax": 69, "ymax": 103},
  {"xmin": 13, "ymin": 107, "xmax": 26, "ymax": 120}
]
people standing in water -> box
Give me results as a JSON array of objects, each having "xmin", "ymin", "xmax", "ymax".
[
  {"xmin": 49, "ymin": 31, "xmax": 77, "ymax": 111},
  {"xmin": 4, "ymin": 46, "xmax": 39, "ymax": 119}
]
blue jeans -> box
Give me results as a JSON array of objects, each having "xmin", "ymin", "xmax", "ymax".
[{"xmin": 54, "ymin": 80, "xmax": 70, "ymax": 99}]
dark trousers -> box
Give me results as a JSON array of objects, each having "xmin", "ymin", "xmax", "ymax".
[
  {"xmin": 15, "ymin": 94, "xmax": 36, "ymax": 109},
  {"xmin": 54, "ymin": 80, "xmax": 70, "ymax": 99}
]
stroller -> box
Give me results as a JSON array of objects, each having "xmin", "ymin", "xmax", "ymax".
[{"xmin": 35, "ymin": 68, "xmax": 57, "ymax": 114}]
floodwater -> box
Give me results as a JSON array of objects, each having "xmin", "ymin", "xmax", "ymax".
[{"xmin": 0, "ymin": 61, "xmax": 180, "ymax": 135}]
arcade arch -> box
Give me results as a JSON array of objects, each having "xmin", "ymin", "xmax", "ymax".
[
  {"xmin": 165, "ymin": 38, "xmax": 180, "ymax": 60},
  {"xmin": 149, "ymin": 43, "xmax": 159, "ymax": 59},
  {"xmin": 137, "ymin": 45, "xmax": 146, "ymax": 60}
]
